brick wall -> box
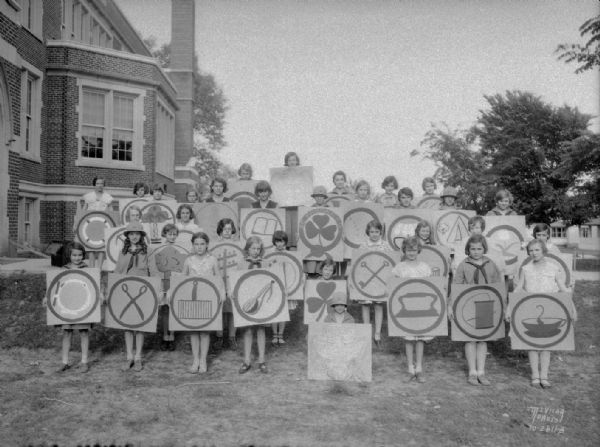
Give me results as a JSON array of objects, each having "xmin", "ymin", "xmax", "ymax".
[{"xmin": 7, "ymin": 150, "xmax": 20, "ymax": 241}]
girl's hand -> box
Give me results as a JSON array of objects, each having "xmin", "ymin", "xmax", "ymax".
[
  {"xmin": 447, "ymin": 308, "xmax": 454, "ymax": 321},
  {"xmin": 42, "ymin": 297, "xmax": 47, "ymax": 307},
  {"xmin": 504, "ymin": 309, "xmax": 511, "ymax": 323}
]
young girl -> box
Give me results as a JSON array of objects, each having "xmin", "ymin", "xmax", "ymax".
[
  {"xmin": 421, "ymin": 177, "xmax": 437, "ymax": 196},
  {"xmin": 198, "ymin": 182, "xmax": 212, "ymax": 202},
  {"xmin": 439, "ymin": 186, "xmax": 459, "ymax": 210},
  {"xmin": 357, "ymin": 220, "xmax": 391, "ymax": 348},
  {"xmin": 330, "ymin": 170, "xmax": 353, "ymax": 195},
  {"xmin": 486, "ymin": 189, "xmax": 517, "ymax": 216},
  {"xmin": 311, "ymin": 186, "xmax": 329, "ymax": 207},
  {"xmin": 151, "ymin": 183, "xmax": 165, "ymax": 201},
  {"xmin": 133, "ymin": 182, "xmax": 149, "ymax": 198},
  {"xmin": 319, "ymin": 255, "xmax": 337, "ymax": 280},
  {"xmin": 185, "ymin": 189, "xmax": 199, "ymax": 203},
  {"xmin": 176, "ymin": 204, "xmax": 201, "ymax": 233},
  {"xmin": 377, "ymin": 176, "xmax": 399, "ymax": 207},
  {"xmin": 415, "ymin": 220, "xmax": 435, "ymax": 245},
  {"xmin": 181, "ymin": 232, "xmax": 221, "ymax": 373},
  {"xmin": 214, "ymin": 218, "xmax": 238, "ymax": 349},
  {"xmin": 44, "ymin": 242, "xmax": 92, "ymax": 373},
  {"xmin": 324, "ymin": 293, "xmax": 355, "ymax": 324},
  {"xmin": 391, "ymin": 236, "xmax": 433, "ymax": 383},
  {"xmin": 452, "ymin": 234, "xmax": 502, "ymax": 386},
  {"xmin": 284, "ymin": 151, "xmax": 300, "ymax": 167},
  {"xmin": 397, "ymin": 187, "xmax": 416, "ymax": 209},
  {"xmin": 239, "ymin": 236, "xmax": 269, "ymax": 374},
  {"xmin": 206, "ymin": 177, "xmax": 230, "ymax": 203},
  {"xmin": 156, "ymin": 223, "xmax": 179, "ymax": 351},
  {"xmin": 126, "ymin": 205, "xmax": 142, "ymax": 224},
  {"xmin": 270, "ymin": 231, "xmax": 295, "ymax": 346},
  {"xmin": 509, "ymin": 240, "xmax": 574, "ymax": 388},
  {"xmin": 531, "ymin": 223, "xmax": 560, "ymax": 254},
  {"xmin": 114, "ymin": 222, "xmax": 151, "ymax": 372},
  {"xmin": 354, "ymin": 180, "xmax": 372, "ymax": 203},
  {"xmin": 251, "ymin": 181, "xmax": 278, "ymax": 208},
  {"xmin": 82, "ymin": 177, "xmax": 113, "ymax": 268},
  {"xmin": 238, "ymin": 163, "xmax": 253, "ymax": 180}
]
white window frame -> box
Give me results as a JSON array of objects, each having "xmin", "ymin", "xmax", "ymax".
[
  {"xmin": 18, "ymin": 195, "xmax": 40, "ymax": 247},
  {"xmin": 75, "ymin": 78, "xmax": 146, "ymax": 171},
  {"xmin": 20, "ymin": 0, "xmax": 43, "ymax": 39},
  {"xmin": 155, "ymin": 98, "xmax": 175, "ymax": 179},
  {"xmin": 20, "ymin": 61, "xmax": 43, "ymax": 162}
]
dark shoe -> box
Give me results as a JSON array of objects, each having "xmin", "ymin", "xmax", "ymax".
[
  {"xmin": 416, "ymin": 372, "xmax": 426, "ymax": 383},
  {"xmin": 258, "ymin": 362, "xmax": 268, "ymax": 374},
  {"xmin": 467, "ymin": 375, "xmax": 479, "ymax": 386},
  {"xmin": 77, "ymin": 362, "xmax": 89, "ymax": 373},
  {"xmin": 160, "ymin": 340, "xmax": 169, "ymax": 351},
  {"xmin": 56, "ymin": 363, "xmax": 70, "ymax": 373},
  {"xmin": 228, "ymin": 337, "xmax": 238, "ymax": 349},
  {"xmin": 239, "ymin": 362, "xmax": 251, "ymax": 374},
  {"xmin": 540, "ymin": 379, "xmax": 552, "ymax": 389}
]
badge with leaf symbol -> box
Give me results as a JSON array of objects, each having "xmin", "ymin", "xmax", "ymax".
[
  {"xmin": 304, "ymin": 280, "xmax": 347, "ymax": 324},
  {"xmin": 299, "ymin": 208, "xmax": 343, "ymax": 259}
]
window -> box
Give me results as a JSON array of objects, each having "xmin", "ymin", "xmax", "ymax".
[
  {"xmin": 551, "ymin": 226, "xmax": 566, "ymax": 239},
  {"xmin": 19, "ymin": 196, "xmax": 39, "ymax": 247},
  {"xmin": 20, "ymin": 0, "xmax": 42, "ymax": 37},
  {"xmin": 20, "ymin": 67, "xmax": 42, "ymax": 160},
  {"xmin": 580, "ymin": 226, "xmax": 590, "ymax": 238},
  {"xmin": 156, "ymin": 100, "xmax": 175, "ymax": 178},
  {"xmin": 77, "ymin": 81, "xmax": 145, "ymax": 170}
]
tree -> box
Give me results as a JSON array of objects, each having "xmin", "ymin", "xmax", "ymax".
[
  {"xmin": 556, "ymin": 15, "xmax": 600, "ymax": 73},
  {"xmin": 414, "ymin": 91, "xmax": 596, "ymax": 224}
]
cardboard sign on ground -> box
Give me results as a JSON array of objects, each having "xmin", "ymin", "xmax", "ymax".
[
  {"xmin": 104, "ymin": 274, "xmax": 161, "ymax": 332},
  {"xmin": 450, "ymin": 283, "xmax": 506, "ymax": 342},
  {"xmin": 387, "ymin": 277, "xmax": 448, "ymax": 337},
  {"xmin": 308, "ymin": 323, "xmax": 372, "ymax": 382},
  {"xmin": 46, "ymin": 268, "xmax": 101, "ymax": 326},
  {"xmin": 509, "ymin": 292, "xmax": 575, "ymax": 351}
]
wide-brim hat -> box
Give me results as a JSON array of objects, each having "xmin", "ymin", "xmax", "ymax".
[
  {"xmin": 440, "ymin": 186, "xmax": 458, "ymax": 198},
  {"xmin": 124, "ymin": 221, "xmax": 146, "ymax": 237},
  {"xmin": 311, "ymin": 185, "xmax": 328, "ymax": 198},
  {"xmin": 329, "ymin": 291, "xmax": 348, "ymax": 307}
]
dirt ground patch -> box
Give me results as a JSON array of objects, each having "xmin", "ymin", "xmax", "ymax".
[{"xmin": 1, "ymin": 279, "xmax": 598, "ymax": 446}]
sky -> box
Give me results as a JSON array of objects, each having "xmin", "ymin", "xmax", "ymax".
[{"xmin": 116, "ymin": 0, "xmax": 599, "ymax": 194}]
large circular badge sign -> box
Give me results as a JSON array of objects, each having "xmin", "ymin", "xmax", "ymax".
[
  {"xmin": 120, "ymin": 199, "xmax": 149, "ymax": 224},
  {"xmin": 388, "ymin": 279, "xmax": 445, "ymax": 335},
  {"xmin": 241, "ymin": 209, "xmax": 284, "ymax": 250},
  {"xmin": 510, "ymin": 294, "xmax": 571, "ymax": 349},
  {"xmin": 232, "ymin": 270, "xmax": 286, "ymax": 324},
  {"xmin": 264, "ymin": 251, "xmax": 303, "ymax": 298},
  {"xmin": 418, "ymin": 245, "xmax": 449, "ymax": 277},
  {"xmin": 107, "ymin": 277, "xmax": 159, "ymax": 329},
  {"xmin": 228, "ymin": 191, "xmax": 258, "ymax": 210},
  {"xmin": 416, "ymin": 196, "xmax": 441, "ymax": 209},
  {"xmin": 140, "ymin": 202, "xmax": 176, "ymax": 244},
  {"xmin": 435, "ymin": 211, "xmax": 471, "ymax": 248},
  {"xmin": 324, "ymin": 194, "xmax": 353, "ymax": 207},
  {"xmin": 298, "ymin": 209, "xmax": 343, "ymax": 258},
  {"xmin": 343, "ymin": 207, "xmax": 379, "ymax": 249},
  {"xmin": 386, "ymin": 214, "xmax": 424, "ymax": 250},
  {"xmin": 519, "ymin": 253, "xmax": 572, "ymax": 287},
  {"xmin": 210, "ymin": 242, "xmax": 245, "ymax": 292},
  {"xmin": 169, "ymin": 277, "xmax": 222, "ymax": 330},
  {"xmin": 46, "ymin": 270, "xmax": 100, "ymax": 323},
  {"xmin": 486, "ymin": 225, "xmax": 524, "ymax": 267},
  {"xmin": 149, "ymin": 244, "xmax": 189, "ymax": 273},
  {"xmin": 350, "ymin": 251, "xmax": 396, "ymax": 300},
  {"xmin": 452, "ymin": 285, "xmax": 505, "ymax": 340},
  {"xmin": 75, "ymin": 211, "xmax": 117, "ymax": 251}
]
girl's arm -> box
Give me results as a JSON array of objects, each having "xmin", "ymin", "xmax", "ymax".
[
  {"xmin": 512, "ymin": 271, "xmax": 524, "ymax": 292},
  {"xmin": 555, "ymin": 268, "xmax": 569, "ymax": 292}
]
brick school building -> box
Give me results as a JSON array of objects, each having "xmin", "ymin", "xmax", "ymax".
[{"xmin": 0, "ymin": 0, "xmax": 196, "ymax": 256}]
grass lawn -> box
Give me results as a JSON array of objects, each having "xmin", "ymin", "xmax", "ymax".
[{"xmin": 0, "ymin": 274, "xmax": 598, "ymax": 446}]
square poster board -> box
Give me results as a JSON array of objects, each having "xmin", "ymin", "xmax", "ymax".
[
  {"xmin": 104, "ymin": 274, "xmax": 161, "ymax": 333},
  {"xmin": 383, "ymin": 208, "xmax": 436, "ymax": 250},
  {"xmin": 341, "ymin": 202, "xmax": 385, "ymax": 258},
  {"xmin": 269, "ymin": 166, "xmax": 314, "ymax": 207},
  {"xmin": 304, "ymin": 279, "xmax": 347, "ymax": 324},
  {"xmin": 308, "ymin": 323, "xmax": 372, "ymax": 382},
  {"xmin": 73, "ymin": 210, "xmax": 120, "ymax": 252},
  {"xmin": 193, "ymin": 202, "xmax": 239, "ymax": 245},
  {"xmin": 46, "ymin": 268, "xmax": 102, "ymax": 326},
  {"xmin": 433, "ymin": 209, "xmax": 476, "ymax": 253},
  {"xmin": 348, "ymin": 249, "xmax": 401, "ymax": 302},
  {"xmin": 484, "ymin": 215, "xmax": 528, "ymax": 276},
  {"xmin": 167, "ymin": 274, "xmax": 224, "ymax": 332},
  {"xmin": 210, "ymin": 241, "xmax": 246, "ymax": 295},
  {"xmin": 230, "ymin": 266, "xmax": 290, "ymax": 327},
  {"xmin": 450, "ymin": 283, "xmax": 506, "ymax": 342},
  {"xmin": 138, "ymin": 201, "xmax": 178, "ymax": 246},
  {"xmin": 387, "ymin": 276, "xmax": 448, "ymax": 337},
  {"xmin": 227, "ymin": 180, "xmax": 259, "ymax": 210},
  {"xmin": 508, "ymin": 292, "xmax": 575, "ymax": 351},
  {"xmin": 297, "ymin": 206, "xmax": 345, "ymax": 261},
  {"xmin": 239, "ymin": 207, "xmax": 286, "ymax": 251}
]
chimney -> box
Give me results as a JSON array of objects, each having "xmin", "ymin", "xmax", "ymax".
[{"xmin": 169, "ymin": 0, "xmax": 198, "ymax": 199}]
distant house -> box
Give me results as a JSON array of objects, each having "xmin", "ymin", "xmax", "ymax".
[
  {"xmin": 577, "ymin": 218, "xmax": 600, "ymax": 252},
  {"xmin": 0, "ymin": 0, "xmax": 182, "ymax": 255}
]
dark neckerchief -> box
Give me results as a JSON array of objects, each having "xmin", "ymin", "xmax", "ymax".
[
  {"xmin": 466, "ymin": 257, "xmax": 490, "ymax": 284},
  {"xmin": 246, "ymin": 257, "xmax": 262, "ymax": 269},
  {"xmin": 126, "ymin": 245, "xmax": 143, "ymax": 273}
]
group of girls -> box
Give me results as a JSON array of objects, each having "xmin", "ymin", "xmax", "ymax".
[{"xmin": 55, "ymin": 153, "xmax": 574, "ymax": 388}]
